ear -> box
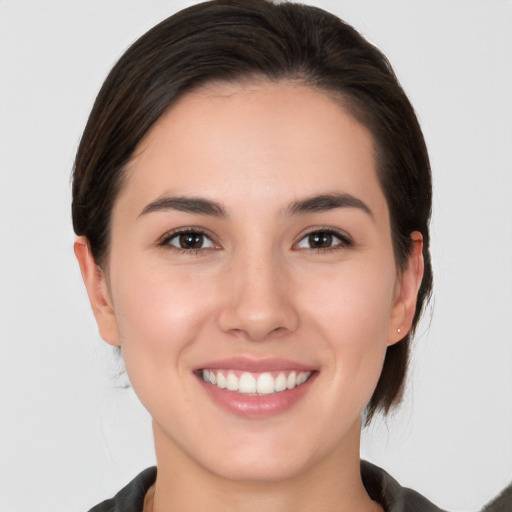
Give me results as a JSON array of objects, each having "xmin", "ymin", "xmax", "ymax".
[
  {"xmin": 387, "ymin": 231, "xmax": 424, "ymax": 346},
  {"xmin": 74, "ymin": 237, "xmax": 120, "ymax": 346}
]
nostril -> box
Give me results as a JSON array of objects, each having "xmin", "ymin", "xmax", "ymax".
[{"xmin": 217, "ymin": 280, "xmax": 300, "ymax": 340}]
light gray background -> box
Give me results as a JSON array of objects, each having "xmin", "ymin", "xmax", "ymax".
[{"xmin": 0, "ymin": 1, "xmax": 511, "ymax": 511}]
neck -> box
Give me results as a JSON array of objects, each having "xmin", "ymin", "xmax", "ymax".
[{"xmin": 150, "ymin": 421, "xmax": 382, "ymax": 512}]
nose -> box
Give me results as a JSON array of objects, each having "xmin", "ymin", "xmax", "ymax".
[{"xmin": 217, "ymin": 250, "xmax": 299, "ymax": 342}]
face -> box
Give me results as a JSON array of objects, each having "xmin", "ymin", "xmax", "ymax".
[{"xmin": 77, "ymin": 82, "xmax": 422, "ymax": 482}]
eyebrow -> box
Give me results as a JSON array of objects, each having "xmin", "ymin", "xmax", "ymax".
[
  {"xmin": 139, "ymin": 196, "xmax": 227, "ymax": 218},
  {"xmin": 285, "ymin": 193, "xmax": 373, "ymax": 218},
  {"xmin": 138, "ymin": 192, "xmax": 373, "ymax": 219}
]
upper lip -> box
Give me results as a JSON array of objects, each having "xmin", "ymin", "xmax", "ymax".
[{"xmin": 194, "ymin": 356, "xmax": 316, "ymax": 373}]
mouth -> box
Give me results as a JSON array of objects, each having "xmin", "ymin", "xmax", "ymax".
[
  {"xmin": 199, "ymin": 369, "xmax": 313, "ymax": 396},
  {"xmin": 194, "ymin": 358, "xmax": 318, "ymax": 418}
]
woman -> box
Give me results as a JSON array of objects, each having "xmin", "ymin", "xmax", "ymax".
[{"xmin": 72, "ymin": 0, "xmax": 437, "ymax": 510}]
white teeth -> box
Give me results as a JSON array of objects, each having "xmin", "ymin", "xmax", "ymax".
[
  {"xmin": 239, "ymin": 372, "xmax": 256, "ymax": 393},
  {"xmin": 274, "ymin": 373, "xmax": 287, "ymax": 392},
  {"xmin": 216, "ymin": 371, "xmax": 227, "ymax": 389},
  {"xmin": 297, "ymin": 371, "xmax": 308, "ymax": 385},
  {"xmin": 201, "ymin": 369, "xmax": 312, "ymax": 395},
  {"xmin": 256, "ymin": 373, "xmax": 275, "ymax": 394},
  {"xmin": 226, "ymin": 372, "xmax": 239, "ymax": 391}
]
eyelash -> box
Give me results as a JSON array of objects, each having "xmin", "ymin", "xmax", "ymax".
[
  {"xmin": 157, "ymin": 227, "xmax": 353, "ymax": 254},
  {"xmin": 295, "ymin": 227, "xmax": 353, "ymax": 252},
  {"xmin": 158, "ymin": 228, "xmax": 218, "ymax": 255}
]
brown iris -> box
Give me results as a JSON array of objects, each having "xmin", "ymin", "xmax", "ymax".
[
  {"xmin": 178, "ymin": 232, "xmax": 204, "ymax": 249},
  {"xmin": 307, "ymin": 232, "xmax": 334, "ymax": 249}
]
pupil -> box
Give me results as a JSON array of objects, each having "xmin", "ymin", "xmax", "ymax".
[
  {"xmin": 179, "ymin": 233, "xmax": 203, "ymax": 249},
  {"xmin": 309, "ymin": 232, "xmax": 332, "ymax": 248}
]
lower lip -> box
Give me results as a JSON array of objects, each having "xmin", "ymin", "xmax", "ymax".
[{"xmin": 197, "ymin": 373, "xmax": 317, "ymax": 419}]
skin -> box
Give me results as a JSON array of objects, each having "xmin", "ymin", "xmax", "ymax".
[{"xmin": 75, "ymin": 82, "xmax": 424, "ymax": 512}]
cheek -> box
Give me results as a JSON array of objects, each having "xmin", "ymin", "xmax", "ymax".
[
  {"xmin": 107, "ymin": 263, "xmax": 226, "ymax": 421},
  {"xmin": 299, "ymin": 259, "xmax": 396, "ymax": 394},
  {"xmin": 109, "ymin": 263, "xmax": 218, "ymax": 372},
  {"xmin": 303, "ymin": 258, "xmax": 396, "ymax": 339}
]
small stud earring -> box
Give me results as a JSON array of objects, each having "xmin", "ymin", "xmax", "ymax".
[{"xmin": 397, "ymin": 328, "xmax": 401, "ymax": 333}]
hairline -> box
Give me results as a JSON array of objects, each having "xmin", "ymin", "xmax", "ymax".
[{"xmin": 102, "ymin": 76, "xmax": 400, "ymax": 266}]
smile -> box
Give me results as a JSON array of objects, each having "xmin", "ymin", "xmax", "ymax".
[{"xmin": 201, "ymin": 369, "xmax": 313, "ymax": 396}]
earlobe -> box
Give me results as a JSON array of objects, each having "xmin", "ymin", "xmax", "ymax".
[
  {"xmin": 74, "ymin": 237, "xmax": 120, "ymax": 346},
  {"xmin": 387, "ymin": 231, "xmax": 424, "ymax": 346}
]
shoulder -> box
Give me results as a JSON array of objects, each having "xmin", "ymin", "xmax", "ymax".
[
  {"xmin": 87, "ymin": 467, "xmax": 157, "ymax": 512},
  {"xmin": 88, "ymin": 462, "xmax": 449, "ymax": 512},
  {"xmin": 361, "ymin": 460, "xmax": 446, "ymax": 512},
  {"xmin": 481, "ymin": 482, "xmax": 512, "ymax": 512}
]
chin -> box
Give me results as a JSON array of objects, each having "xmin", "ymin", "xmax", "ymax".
[
  {"xmin": 193, "ymin": 426, "xmax": 340, "ymax": 484},
  {"xmin": 202, "ymin": 450, "xmax": 315, "ymax": 483}
]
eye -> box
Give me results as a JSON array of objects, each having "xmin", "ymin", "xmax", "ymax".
[
  {"xmin": 296, "ymin": 229, "xmax": 352, "ymax": 250},
  {"xmin": 161, "ymin": 229, "xmax": 217, "ymax": 251}
]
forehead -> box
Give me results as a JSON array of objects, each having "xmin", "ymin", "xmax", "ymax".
[{"xmin": 120, "ymin": 81, "xmax": 386, "ymax": 219}]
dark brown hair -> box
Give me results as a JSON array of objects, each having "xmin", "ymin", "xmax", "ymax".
[{"xmin": 72, "ymin": 0, "xmax": 433, "ymax": 422}]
